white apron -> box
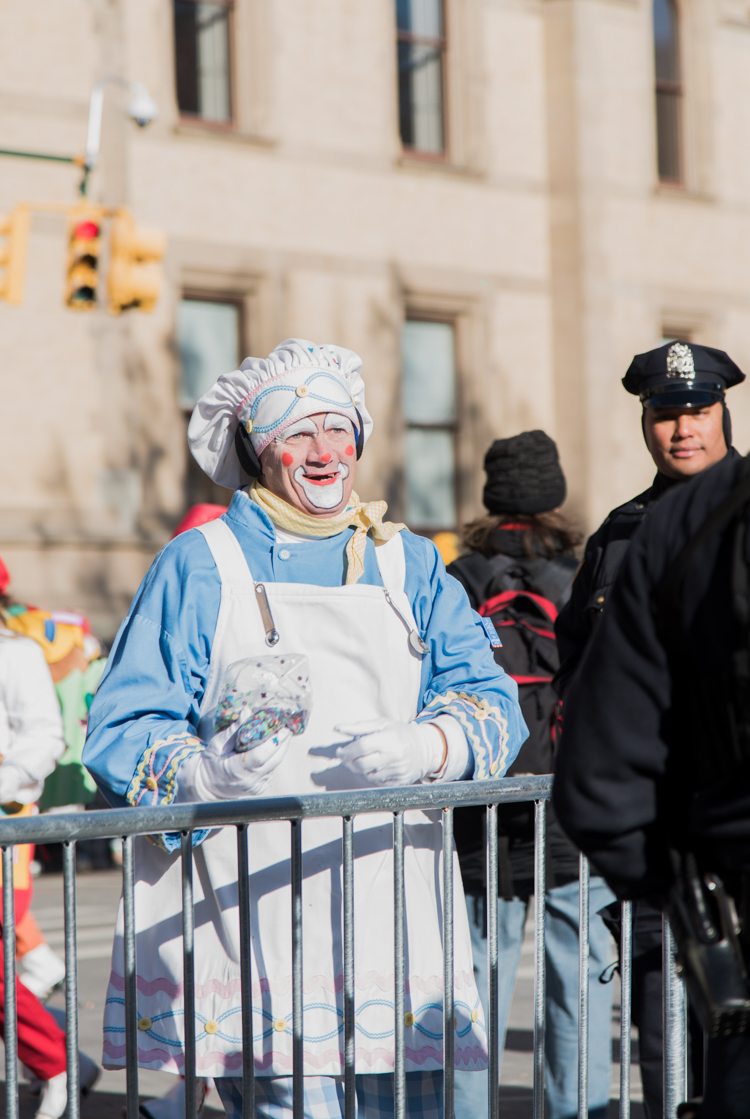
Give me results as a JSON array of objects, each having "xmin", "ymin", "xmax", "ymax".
[{"xmin": 103, "ymin": 520, "xmax": 487, "ymax": 1078}]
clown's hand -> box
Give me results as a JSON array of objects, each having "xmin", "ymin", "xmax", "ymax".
[
  {"xmin": 334, "ymin": 719, "xmax": 446, "ymax": 787},
  {"xmin": 192, "ymin": 725, "xmax": 292, "ymax": 801},
  {"xmin": 0, "ymin": 763, "xmax": 28, "ymax": 806}
]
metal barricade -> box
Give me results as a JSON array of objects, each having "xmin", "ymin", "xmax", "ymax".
[
  {"xmin": 0, "ymin": 775, "xmax": 684, "ymax": 1119},
  {"xmin": 619, "ymin": 899, "xmax": 633, "ymax": 1119},
  {"xmin": 663, "ymin": 915, "xmax": 688, "ymax": 1114}
]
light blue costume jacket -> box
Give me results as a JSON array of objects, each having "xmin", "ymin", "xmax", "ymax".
[{"xmin": 84, "ymin": 493, "xmax": 527, "ymax": 827}]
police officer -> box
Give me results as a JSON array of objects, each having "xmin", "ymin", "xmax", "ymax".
[
  {"xmin": 552, "ymin": 432, "xmax": 750, "ymax": 1119},
  {"xmin": 556, "ymin": 340, "xmax": 744, "ymax": 693},
  {"xmin": 554, "ymin": 341, "xmax": 745, "ymax": 1118}
]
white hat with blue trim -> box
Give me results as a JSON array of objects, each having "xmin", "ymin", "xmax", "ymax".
[{"xmin": 188, "ymin": 338, "xmax": 373, "ymax": 488}]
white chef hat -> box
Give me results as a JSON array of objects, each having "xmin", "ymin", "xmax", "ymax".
[{"xmin": 188, "ymin": 338, "xmax": 373, "ymax": 488}]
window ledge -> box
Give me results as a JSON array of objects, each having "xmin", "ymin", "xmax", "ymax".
[
  {"xmin": 396, "ymin": 154, "xmax": 483, "ymax": 180},
  {"xmin": 174, "ymin": 122, "xmax": 276, "ymax": 149},
  {"xmin": 654, "ymin": 182, "xmax": 715, "ymax": 204}
]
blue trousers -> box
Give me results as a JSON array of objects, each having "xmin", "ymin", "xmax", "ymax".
[
  {"xmin": 454, "ymin": 877, "xmax": 616, "ymax": 1119},
  {"xmin": 215, "ymin": 1072, "xmax": 442, "ymax": 1118}
]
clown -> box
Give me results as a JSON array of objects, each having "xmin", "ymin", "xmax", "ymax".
[{"xmin": 84, "ymin": 339, "xmax": 528, "ymax": 1119}]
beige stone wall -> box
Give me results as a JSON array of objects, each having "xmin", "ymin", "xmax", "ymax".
[
  {"xmin": 1, "ymin": 0, "xmax": 749, "ymax": 636},
  {"xmin": 546, "ymin": 0, "xmax": 750, "ymax": 529}
]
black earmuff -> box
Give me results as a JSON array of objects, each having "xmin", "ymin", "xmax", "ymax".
[
  {"xmin": 234, "ymin": 424, "xmax": 262, "ymax": 479},
  {"xmin": 723, "ymin": 403, "xmax": 733, "ymax": 449},
  {"xmin": 354, "ymin": 409, "xmax": 365, "ymax": 460}
]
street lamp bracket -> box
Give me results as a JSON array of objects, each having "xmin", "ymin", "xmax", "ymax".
[{"xmin": 83, "ymin": 76, "xmax": 158, "ymax": 190}]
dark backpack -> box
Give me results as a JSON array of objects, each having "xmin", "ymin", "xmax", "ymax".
[
  {"xmin": 450, "ymin": 548, "xmax": 577, "ymax": 894},
  {"xmin": 478, "ymin": 587, "xmax": 562, "ymax": 777}
]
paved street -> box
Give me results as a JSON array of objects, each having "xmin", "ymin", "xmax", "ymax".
[{"xmin": 0, "ymin": 869, "xmax": 645, "ymax": 1117}]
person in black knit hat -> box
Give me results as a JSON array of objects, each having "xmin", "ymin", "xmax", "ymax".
[
  {"xmin": 448, "ymin": 431, "xmax": 617, "ymax": 1119},
  {"xmin": 482, "ymin": 429, "xmax": 567, "ymax": 515}
]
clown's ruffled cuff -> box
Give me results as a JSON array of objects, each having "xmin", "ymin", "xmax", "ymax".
[
  {"xmin": 416, "ymin": 692, "xmax": 511, "ymax": 780},
  {"xmin": 126, "ymin": 732, "xmax": 209, "ymax": 853}
]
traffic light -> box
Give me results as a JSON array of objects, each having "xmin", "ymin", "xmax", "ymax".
[
  {"xmin": 0, "ymin": 205, "xmax": 31, "ymax": 305},
  {"xmin": 65, "ymin": 207, "xmax": 103, "ymax": 310},
  {"xmin": 108, "ymin": 207, "xmax": 165, "ymax": 314}
]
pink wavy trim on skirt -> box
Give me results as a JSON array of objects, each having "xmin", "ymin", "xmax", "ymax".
[
  {"xmin": 102, "ymin": 1041, "xmax": 488, "ymax": 1074},
  {"xmin": 107, "ymin": 968, "xmax": 478, "ymax": 1001}
]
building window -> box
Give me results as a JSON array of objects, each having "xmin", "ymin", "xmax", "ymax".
[
  {"xmin": 401, "ymin": 319, "xmax": 457, "ymax": 529},
  {"xmin": 177, "ymin": 297, "xmax": 241, "ymax": 409},
  {"xmin": 174, "ymin": 0, "xmax": 233, "ymax": 123},
  {"xmin": 662, "ymin": 328, "xmax": 692, "ymax": 344},
  {"xmin": 396, "ymin": 0, "xmax": 446, "ymax": 155},
  {"xmin": 653, "ymin": 0, "xmax": 682, "ymax": 183}
]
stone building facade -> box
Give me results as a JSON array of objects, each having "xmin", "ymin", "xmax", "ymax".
[{"xmin": 1, "ymin": 0, "xmax": 750, "ymax": 637}]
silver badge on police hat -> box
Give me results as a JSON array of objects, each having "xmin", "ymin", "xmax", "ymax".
[{"xmin": 666, "ymin": 342, "xmax": 695, "ymax": 380}]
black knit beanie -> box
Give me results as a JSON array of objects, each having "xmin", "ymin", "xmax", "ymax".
[{"xmin": 483, "ymin": 430, "xmax": 566, "ymax": 515}]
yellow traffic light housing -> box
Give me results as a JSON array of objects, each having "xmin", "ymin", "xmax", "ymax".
[
  {"xmin": 0, "ymin": 206, "xmax": 31, "ymax": 305},
  {"xmin": 108, "ymin": 207, "xmax": 166, "ymax": 314},
  {"xmin": 65, "ymin": 206, "xmax": 103, "ymax": 310}
]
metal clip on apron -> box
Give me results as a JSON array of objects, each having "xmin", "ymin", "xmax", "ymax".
[
  {"xmin": 254, "ymin": 584, "xmax": 280, "ymax": 647},
  {"xmin": 382, "ymin": 587, "xmax": 429, "ymax": 655}
]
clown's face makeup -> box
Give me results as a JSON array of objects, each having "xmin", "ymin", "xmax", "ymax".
[{"xmin": 259, "ymin": 412, "xmax": 357, "ymax": 516}]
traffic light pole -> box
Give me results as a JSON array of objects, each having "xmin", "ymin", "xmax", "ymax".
[
  {"xmin": 0, "ymin": 150, "xmax": 85, "ymax": 197},
  {"xmin": 0, "ymin": 150, "xmax": 82, "ymax": 167},
  {"xmin": 0, "ymin": 77, "xmax": 157, "ymax": 197}
]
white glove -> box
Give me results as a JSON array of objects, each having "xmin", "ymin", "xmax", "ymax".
[
  {"xmin": 192, "ymin": 725, "xmax": 293, "ymax": 801},
  {"xmin": 334, "ymin": 719, "xmax": 446, "ymax": 787},
  {"xmin": 0, "ymin": 763, "xmax": 29, "ymax": 806}
]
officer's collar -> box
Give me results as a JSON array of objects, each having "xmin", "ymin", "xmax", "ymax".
[{"xmin": 652, "ymin": 471, "xmax": 680, "ymax": 498}]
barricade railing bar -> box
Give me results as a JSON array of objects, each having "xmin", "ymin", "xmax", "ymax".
[
  {"xmin": 532, "ymin": 800, "xmax": 546, "ymax": 1119},
  {"xmin": 3, "ymin": 844, "xmax": 17, "ymax": 1119},
  {"xmin": 619, "ymin": 900, "xmax": 633, "ymax": 1119},
  {"xmin": 0, "ymin": 774, "xmax": 688, "ymax": 1119},
  {"xmin": 663, "ymin": 913, "xmax": 689, "ymax": 1114},
  {"xmin": 578, "ymin": 852, "xmax": 590, "ymax": 1119}
]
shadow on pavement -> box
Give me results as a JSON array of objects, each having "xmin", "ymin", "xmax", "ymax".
[
  {"xmin": 0, "ymin": 1082, "xmax": 647, "ymax": 1119},
  {"xmin": 0, "ymin": 1084, "xmax": 225, "ymax": 1119},
  {"xmin": 494, "ymin": 1087, "xmax": 646, "ymax": 1119},
  {"xmin": 505, "ymin": 1028, "xmax": 534, "ymax": 1052}
]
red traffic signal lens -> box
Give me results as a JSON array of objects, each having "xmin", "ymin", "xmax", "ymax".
[{"xmin": 74, "ymin": 220, "xmax": 99, "ymax": 241}]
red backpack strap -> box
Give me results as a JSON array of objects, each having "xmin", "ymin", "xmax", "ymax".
[
  {"xmin": 511, "ymin": 674, "xmax": 554, "ymax": 685},
  {"xmin": 479, "ymin": 588, "xmax": 559, "ymax": 624}
]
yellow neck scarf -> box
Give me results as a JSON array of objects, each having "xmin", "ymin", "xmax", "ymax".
[{"xmin": 249, "ymin": 482, "xmax": 406, "ymax": 585}]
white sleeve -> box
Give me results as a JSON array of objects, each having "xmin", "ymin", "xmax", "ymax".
[{"xmin": 0, "ymin": 638, "xmax": 65, "ymax": 803}]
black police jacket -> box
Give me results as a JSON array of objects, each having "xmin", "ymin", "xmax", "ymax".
[
  {"xmin": 553, "ymin": 451, "xmax": 748, "ymax": 900},
  {"xmin": 554, "ymin": 471, "xmax": 680, "ymax": 697}
]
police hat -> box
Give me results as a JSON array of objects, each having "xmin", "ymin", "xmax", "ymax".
[{"xmin": 622, "ymin": 341, "xmax": 745, "ymax": 408}]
